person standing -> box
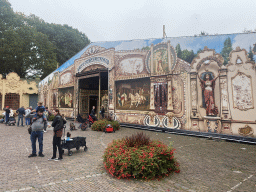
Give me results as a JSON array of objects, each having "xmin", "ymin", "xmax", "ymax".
[
  {"xmin": 25, "ymin": 107, "xmax": 31, "ymax": 127},
  {"xmin": 90, "ymin": 106, "xmax": 97, "ymax": 121},
  {"xmin": 16, "ymin": 106, "xmax": 25, "ymax": 127},
  {"xmin": 4, "ymin": 106, "xmax": 10, "ymax": 124},
  {"xmin": 28, "ymin": 109, "xmax": 46, "ymax": 157},
  {"xmin": 48, "ymin": 109, "xmax": 66, "ymax": 161},
  {"xmin": 100, "ymin": 105, "xmax": 105, "ymax": 119}
]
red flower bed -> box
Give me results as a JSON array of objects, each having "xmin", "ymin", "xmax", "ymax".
[{"xmin": 103, "ymin": 133, "xmax": 180, "ymax": 180}]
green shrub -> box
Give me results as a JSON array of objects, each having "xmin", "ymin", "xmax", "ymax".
[
  {"xmin": 48, "ymin": 115, "xmax": 55, "ymax": 121},
  {"xmin": 0, "ymin": 115, "xmax": 4, "ymax": 119},
  {"xmin": 103, "ymin": 132, "xmax": 180, "ymax": 180},
  {"xmin": 91, "ymin": 119, "xmax": 120, "ymax": 132}
]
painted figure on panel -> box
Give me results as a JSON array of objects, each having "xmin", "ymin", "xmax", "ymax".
[
  {"xmin": 59, "ymin": 87, "xmax": 74, "ymax": 108},
  {"xmin": 117, "ymin": 92, "xmax": 122, "ymax": 106},
  {"xmin": 153, "ymin": 49, "xmax": 168, "ymax": 74},
  {"xmin": 116, "ymin": 78, "xmax": 150, "ymax": 110},
  {"xmin": 199, "ymin": 72, "xmax": 219, "ymax": 116}
]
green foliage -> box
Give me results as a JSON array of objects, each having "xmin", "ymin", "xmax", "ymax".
[
  {"xmin": 175, "ymin": 44, "xmax": 195, "ymax": 63},
  {"xmin": 175, "ymin": 44, "xmax": 182, "ymax": 59},
  {"xmin": 25, "ymin": 14, "xmax": 90, "ymax": 65},
  {"xmin": 221, "ymin": 37, "xmax": 232, "ymax": 65},
  {"xmin": 141, "ymin": 46, "xmax": 150, "ymax": 50},
  {"xmin": 103, "ymin": 133, "xmax": 180, "ymax": 180},
  {"xmin": 248, "ymin": 46, "xmax": 254, "ymax": 62},
  {"xmin": 48, "ymin": 115, "xmax": 55, "ymax": 121},
  {"xmin": 0, "ymin": 0, "xmax": 90, "ymax": 79},
  {"xmin": 91, "ymin": 119, "xmax": 120, "ymax": 132}
]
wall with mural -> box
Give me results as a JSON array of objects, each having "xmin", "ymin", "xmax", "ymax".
[{"xmin": 38, "ymin": 32, "xmax": 256, "ymax": 138}]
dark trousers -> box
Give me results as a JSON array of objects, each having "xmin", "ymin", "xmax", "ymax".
[
  {"xmin": 17, "ymin": 115, "xmax": 24, "ymax": 126},
  {"xmin": 31, "ymin": 131, "xmax": 44, "ymax": 154},
  {"xmin": 5, "ymin": 114, "xmax": 9, "ymax": 123},
  {"xmin": 53, "ymin": 135, "xmax": 62, "ymax": 158}
]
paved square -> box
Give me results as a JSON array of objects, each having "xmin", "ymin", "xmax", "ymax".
[{"xmin": 0, "ymin": 121, "xmax": 255, "ymax": 192}]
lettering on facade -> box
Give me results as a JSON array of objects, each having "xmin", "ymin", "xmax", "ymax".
[{"xmin": 78, "ymin": 57, "xmax": 109, "ymax": 72}]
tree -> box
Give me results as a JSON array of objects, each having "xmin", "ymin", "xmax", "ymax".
[
  {"xmin": 141, "ymin": 46, "xmax": 150, "ymax": 50},
  {"xmin": 0, "ymin": 25, "xmax": 57, "ymax": 79},
  {"xmin": 25, "ymin": 14, "xmax": 90, "ymax": 65},
  {"xmin": 175, "ymin": 44, "xmax": 195, "ymax": 63},
  {"xmin": 248, "ymin": 46, "xmax": 254, "ymax": 62},
  {"xmin": 181, "ymin": 49, "xmax": 195, "ymax": 63},
  {"xmin": 0, "ymin": 0, "xmax": 90, "ymax": 79},
  {"xmin": 175, "ymin": 44, "xmax": 182, "ymax": 59},
  {"xmin": 221, "ymin": 37, "xmax": 232, "ymax": 65}
]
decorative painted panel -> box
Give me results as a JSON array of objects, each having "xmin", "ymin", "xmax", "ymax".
[
  {"xmin": 116, "ymin": 78, "xmax": 150, "ymax": 110},
  {"xmin": 232, "ymin": 72, "xmax": 253, "ymax": 110},
  {"xmin": 191, "ymin": 80, "xmax": 197, "ymax": 109},
  {"xmin": 220, "ymin": 78, "xmax": 228, "ymax": 110},
  {"xmin": 172, "ymin": 75, "xmax": 184, "ymax": 115},
  {"xmin": 58, "ymin": 87, "xmax": 74, "ymax": 108},
  {"xmin": 115, "ymin": 54, "xmax": 149, "ymax": 80},
  {"xmin": 60, "ymin": 72, "xmax": 73, "ymax": 86}
]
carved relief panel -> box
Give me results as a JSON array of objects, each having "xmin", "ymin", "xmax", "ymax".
[{"xmin": 232, "ymin": 72, "xmax": 253, "ymax": 110}]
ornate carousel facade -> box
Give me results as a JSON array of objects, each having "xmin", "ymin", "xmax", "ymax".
[{"xmin": 39, "ymin": 33, "xmax": 256, "ymax": 140}]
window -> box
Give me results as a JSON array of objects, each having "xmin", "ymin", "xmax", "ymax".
[{"xmin": 5, "ymin": 93, "xmax": 20, "ymax": 110}]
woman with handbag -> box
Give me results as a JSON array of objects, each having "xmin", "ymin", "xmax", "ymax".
[{"xmin": 48, "ymin": 109, "xmax": 66, "ymax": 161}]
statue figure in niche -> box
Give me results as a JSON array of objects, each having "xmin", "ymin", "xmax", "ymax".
[{"xmin": 198, "ymin": 72, "xmax": 219, "ymax": 116}]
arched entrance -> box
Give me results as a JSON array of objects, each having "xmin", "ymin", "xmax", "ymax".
[{"xmin": 77, "ymin": 67, "xmax": 108, "ymax": 118}]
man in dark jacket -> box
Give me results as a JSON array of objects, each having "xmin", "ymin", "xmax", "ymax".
[
  {"xmin": 16, "ymin": 106, "xmax": 25, "ymax": 127},
  {"xmin": 49, "ymin": 109, "xmax": 66, "ymax": 161}
]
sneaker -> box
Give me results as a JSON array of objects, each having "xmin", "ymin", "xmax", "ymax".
[
  {"xmin": 48, "ymin": 157, "xmax": 56, "ymax": 161},
  {"xmin": 28, "ymin": 154, "xmax": 37, "ymax": 158},
  {"xmin": 54, "ymin": 158, "xmax": 63, "ymax": 161},
  {"xmin": 39, "ymin": 153, "xmax": 45, "ymax": 157},
  {"xmin": 44, "ymin": 130, "xmax": 47, "ymax": 133}
]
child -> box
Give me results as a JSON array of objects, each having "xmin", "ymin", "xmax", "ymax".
[
  {"xmin": 66, "ymin": 132, "xmax": 72, "ymax": 141},
  {"xmin": 32, "ymin": 102, "xmax": 47, "ymax": 121}
]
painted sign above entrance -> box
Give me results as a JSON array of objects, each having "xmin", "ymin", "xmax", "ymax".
[{"xmin": 77, "ymin": 57, "xmax": 109, "ymax": 73}]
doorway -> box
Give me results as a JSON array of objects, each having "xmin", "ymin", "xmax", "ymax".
[{"xmin": 89, "ymin": 96, "xmax": 98, "ymax": 115}]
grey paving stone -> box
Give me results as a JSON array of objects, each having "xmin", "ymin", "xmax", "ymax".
[{"xmin": 0, "ymin": 121, "xmax": 255, "ymax": 192}]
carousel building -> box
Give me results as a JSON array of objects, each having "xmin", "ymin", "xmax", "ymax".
[{"xmin": 39, "ymin": 32, "xmax": 256, "ymax": 140}]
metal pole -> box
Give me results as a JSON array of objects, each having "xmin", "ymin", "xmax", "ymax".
[{"xmin": 98, "ymin": 71, "xmax": 101, "ymax": 119}]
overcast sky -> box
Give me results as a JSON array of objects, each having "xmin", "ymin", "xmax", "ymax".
[{"xmin": 8, "ymin": 0, "xmax": 256, "ymax": 42}]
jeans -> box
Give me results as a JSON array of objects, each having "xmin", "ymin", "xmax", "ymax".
[
  {"xmin": 25, "ymin": 118, "xmax": 30, "ymax": 125},
  {"xmin": 5, "ymin": 114, "xmax": 9, "ymax": 123},
  {"xmin": 30, "ymin": 131, "xmax": 44, "ymax": 155},
  {"xmin": 53, "ymin": 135, "xmax": 62, "ymax": 158},
  {"xmin": 17, "ymin": 115, "xmax": 24, "ymax": 126}
]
